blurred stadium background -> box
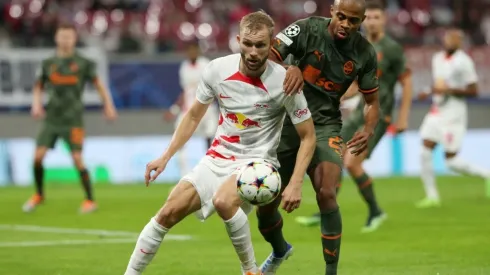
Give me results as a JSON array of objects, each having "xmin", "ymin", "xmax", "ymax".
[{"xmin": 0, "ymin": 0, "xmax": 489, "ymax": 274}]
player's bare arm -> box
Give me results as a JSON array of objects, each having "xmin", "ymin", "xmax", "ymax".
[
  {"xmin": 444, "ymin": 83, "xmax": 478, "ymax": 97},
  {"xmin": 396, "ymin": 72, "xmax": 413, "ymax": 133},
  {"xmin": 93, "ymin": 78, "xmax": 118, "ymax": 120},
  {"xmin": 341, "ymin": 80, "xmax": 360, "ymax": 101},
  {"xmin": 347, "ymin": 91, "xmax": 380, "ymax": 155},
  {"xmin": 145, "ymin": 99, "xmax": 209, "ymax": 184},
  {"xmin": 31, "ymin": 80, "xmax": 45, "ymax": 119},
  {"xmin": 281, "ymin": 117, "xmax": 316, "ymax": 213}
]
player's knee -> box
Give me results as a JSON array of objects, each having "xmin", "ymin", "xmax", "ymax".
[
  {"xmin": 33, "ymin": 149, "xmax": 46, "ymax": 165},
  {"xmin": 212, "ymin": 194, "xmax": 234, "ymax": 213},
  {"xmin": 155, "ymin": 205, "xmax": 180, "ymax": 229},
  {"xmin": 317, "ymin": 184, "xmax": 337, "ymax": 210}
]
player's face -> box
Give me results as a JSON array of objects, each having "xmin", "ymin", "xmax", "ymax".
[
  {"xmin": 363, "ymin": 9, "xmax": 385, "ymax": 35},
  {"xmin": 55, "ymin": 28, "xmax": 77, "ymax": 51},
  {"xmin": 187, "ymin": 45, "xmax": 200, "ymax": 61},
  {"xmin": 330, "ymin": 1, "xmax": 365, "ymax": 40},
  {"xmin": 237, "ymin": 27, "xmax": 271, "ymax": 72},
  {"xmin": 443, "ymin": 30, "xmax": 462, "ymax": 51}
]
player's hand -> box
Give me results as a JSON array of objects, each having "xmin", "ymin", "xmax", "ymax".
[
  {"xmin": 31, "ymin": 104, "xmax": 45, "ymax": 119},
  {"xmin": 417, "ymin": 92, "xmax": 430, "ymax": 101},
  {"xmin": 346, "ymin": 130, "xmax": 372, "ymax": 155},
  {"xmin": 281, "ymin": 181, "xmax": 302, "ymax": 213},
  {"xmin": 283, "ymin": 65, "xmax": 304, "ymax": 96},
  {"xmin": 104, "ymin": 104, "xmax": 118, "ymax": 121},
  {"xmin": 395, "ymin": 119, "xmax": 408, "ymax": 134},
  {"xmin": 163, "ymin": 111, "xmax": 176, "ymax": 122},
  {"xmin": 144, "ymin": 156, "xmax": 169, "ymax": 186}
]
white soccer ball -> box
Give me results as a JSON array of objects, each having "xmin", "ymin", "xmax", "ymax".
[{"xmin": 236, "ymin": 161, "xmax": 281, "ymax": 206}]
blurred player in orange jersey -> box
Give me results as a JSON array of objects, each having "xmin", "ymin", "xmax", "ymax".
[
  {"xmin": 164, "ymin": 42, "xmax": 218, "ymax": 176},
  {"xmin": 22, "ymin": 23, "xmax": 117, "ymax": 214}
]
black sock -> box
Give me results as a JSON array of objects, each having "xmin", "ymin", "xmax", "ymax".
[
  {"xmin": 321, "ymin": 208, "xmax": 342, "ymax": 275},
  {"xmin": 257, "ymin": 209, "xmax": 288, "ymax": 257},
  {"xmin": 353, "ymin": 173, "xmax": 380, "ymax": 216},
  {"xmin": 33, "ymin": 163, "xmax": 44, "ymax": 196},
  {"xmin": 79, "ymin": 169, "xmax": 93, "ymax": 201}
]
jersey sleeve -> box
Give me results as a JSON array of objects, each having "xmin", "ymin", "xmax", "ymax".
[
  {"xmin": 271, "ymin": 18, "xmax": 309, "ymax": 62},
  {"xmin": 462, "ymin": 56, "xmax": 478, "ymax": 85},
  {"xmin": 85, "ymin": 60, "xmax": 98, "ymax": 83},
  {"xmin": 392, "ymin": 45, "xmax": 410, "ymax": 80},
  {"xmin": 358, "ymin": 44, "xmax": 379, "ymax": 94},
  {"xmin": 195, "ymin": 62, "xmax": 215, "ymax": 104},
  {"xmin": 35, "ymin": 60, "xmax": 49, "ymax": 87},
  {"xmin": 284, "ymin": 92, "xmax": 311, "ymax": 124}
]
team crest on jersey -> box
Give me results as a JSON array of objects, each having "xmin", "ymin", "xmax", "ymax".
[
  {"xmin": 284, "ymin": 24, "xmax": 300, "ymax": 37},
  {"xmin": 70, "ymin": 62, "xmax": 78, "ymax": 72},
  {"xmin": 343, "ymin": 61, "xmax": 354, "ymax": 75}
]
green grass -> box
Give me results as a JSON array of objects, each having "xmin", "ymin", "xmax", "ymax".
[{"xmin": 0, "ymin": 176, "xmax": 489, "ymax": 275}]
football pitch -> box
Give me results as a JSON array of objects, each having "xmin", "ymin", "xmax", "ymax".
[{"xmin": 0, "ymin": 176, "xmax": 489, "ymax": 275}]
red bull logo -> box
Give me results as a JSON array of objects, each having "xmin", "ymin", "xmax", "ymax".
[{"xmin": 225, "ymin": 112, "xmax": 261, "ymax": 129}]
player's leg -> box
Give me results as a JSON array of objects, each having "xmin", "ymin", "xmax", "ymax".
[
  {"xmin": 308, "ymin": 134, "xmax": 344, "ymax": 275},
  {"xmin": 63, "ymin": 127, "xmax": 96, "ymax": 213},
  {"xmin": 213, "ymin": 173, "xmax": 261, "ymax": 275},
  {"xmin": 344, "ymin": 121, "xmax": 388, "ymax": 233},
  {"xmin": 442, "ymin": 126, "xmax": 490, "ymax": 193},
  {"xmin": 417, "ymin": 115, "xmax": 441, "ymax": 208},
  {"xmin": 22, "ymin": 124, "xmax": 57, "ymax": 212},
  {"xmin": 257, "ymin": 150, "xmax": 296, "ymax": 274},
  {"xmin": 125, "ymin": 180, "xmax": 201, "ymax": 275}
]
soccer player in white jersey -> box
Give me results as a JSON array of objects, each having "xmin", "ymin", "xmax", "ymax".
[
  {"xmin": 165, "ymin": 42, "xmax": 218, "ymax": 176},
  {"xmin": 124, "ymin": 11, "xmax": 316, "ymax": 275},
  {"xmin": 416, "ymin": 28, "xmax": 490, "ymax": 208}
]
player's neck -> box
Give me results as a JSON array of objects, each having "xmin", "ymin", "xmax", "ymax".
[
  {"xmin": 239, "ymin": 61, "xmax": 266, "ymax": 78},
  {"xmin": 57, "ymin": 49, "xmax": 75, "ymax": 58},
  {"xmin": 368, "ymin": 32, "xmax": 385, "ymax": 43}
]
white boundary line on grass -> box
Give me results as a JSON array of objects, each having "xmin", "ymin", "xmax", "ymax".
[
  {"xmin": 0, "ymin": 238, "xmax": 138, "ymax": 247},
  {"xmin": 0, "ymin": 224, "xmax": 192, "ymax": 247}
]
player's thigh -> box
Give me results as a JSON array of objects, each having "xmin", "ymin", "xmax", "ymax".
[
  {"xmin": 420, "ymin": 114, "xmax": 442, "ymax": 143},
  {"xmin": 180, "ymin": 161, "xmax": 227, "ymax": 221},
  {"xmin": 155, "ymin": 180, "xmax": 202, "ymax": 228},
  {"xmin": 59, "ymin": 127, "xmax": 84, "ymax": 151},
  {"xmin": 308, "ymin": 133, "xmax": 343, "ymax": 194},
  {"xmin": 36, "ymin": 124, "xmax": 58, "ymax": 149},
  {"xmin": 441, "ymin": 124, "xmax": 466, "ymax": 154},
  {"xmin": 213, "ymin": 173, "xmax": 252, "ymax": 215}
]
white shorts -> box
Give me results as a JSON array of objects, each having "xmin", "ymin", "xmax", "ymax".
[
  {"xmin": 175, "ymin": 105, "xmax": 218, "ymax": 138},
  {"xmin": 419, "ymin": 113, "xmax": 467, "ymax": 153},
  {"xmin": 181, "ymin": 157, "xmax": 255, "ymax": 221}
]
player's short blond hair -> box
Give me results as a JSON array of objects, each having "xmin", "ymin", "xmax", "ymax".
[{"xmin": 239, "ymin": 10, "xmax": 275, "ymax": 38}]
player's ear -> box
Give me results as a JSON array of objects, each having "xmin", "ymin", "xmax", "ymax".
[
  {"xmin": 330, "ymin": 5, "xmax": 334, "ymax": 16},
  {"xmin": 236, "ymin": 34, "xmax": 240, "ymax": 45},
  {"xmin": 362, "ymin": 15, "xmax": 366, "ymax": 23}
]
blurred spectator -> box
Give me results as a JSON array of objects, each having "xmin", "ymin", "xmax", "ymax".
[{"xmin": 0, "ymin": 0, "xmax": 489, "ymax": 53}]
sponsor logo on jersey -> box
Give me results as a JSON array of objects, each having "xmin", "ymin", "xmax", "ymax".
[
  {"xmin": 225, "ymin": 112, "xmax": 261, "ymax": 129},
  {"xmin": 302, "ymin": 65, "xmax": 342, "ymax": 92},
  {"xmin": 294, "ymin": 108, "xmax": 309, "ymax": 118},
  {"xmin": 254, "ymin": 103, "xmax": 269, "ymax": 109},
  {"xmin": 343, "ymin": 61, "xmax": 354, "ymax": 75},
  {"xmin": 284, "ymin": 24, "xmax": 300, "ymax": 37}
]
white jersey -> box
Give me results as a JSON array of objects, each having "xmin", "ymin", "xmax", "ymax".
[
  {"xmin": 179, "ymin": 56, "xmax": 210, "ymax": 111},
  {"xmin": 195, "ymin": 54, "xmax": 311, "ymax": 168},
  {"xmin": 430, "ymin": 50, "xmax": 478, "ymax": 122}
]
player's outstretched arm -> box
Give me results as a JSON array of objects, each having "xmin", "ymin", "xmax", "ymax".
[
  {"xmin": 93, "ymin": 78, "xmax": 118, "ymax": 120},
  {"xmin": 282, "ymin": 94, "xmax": 315, "ymax": 213},
  {"xmin": 396, "ymin": 72, "xmax": 413, "ymax": 133},
  {"xmin": 32, "ymin": 61, "xmax": 48, "ymax": 119}
]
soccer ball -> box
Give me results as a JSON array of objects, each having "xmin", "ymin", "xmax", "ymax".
[{"xmin": 236, "ymin": 161, "xmax": 281, "ymax": 206}]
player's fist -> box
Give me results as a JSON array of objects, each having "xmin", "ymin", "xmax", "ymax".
[
  {"xmin": 31, "ymin": 103, "xmax": 45, "ymax": 119},
  {"xmin": 395, "ymin": 119, "xmax": 408, "ymax": 133},
  {"xmin": 103, "ymin": 104, "xmax": 118, "ymax": 121},
  {"xmin": 281, "ymin": 181, "xmax": 302, "ymax": 213},
  {"xmin": 145, "ymin": 156, "xmax": 169, "ymax": 186},
  {"xmin": 346, "ymin": 130, "xmax": 372, "ymax": 155},
  {"xmin": 283, "ymin": 65, "xmax": 304, "ymax": 96}
]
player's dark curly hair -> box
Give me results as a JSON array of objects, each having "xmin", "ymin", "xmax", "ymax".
[
  {"xmin": 239, "ymin": 10, "xmax": 275, "ymax": 38},
  {"xmin": 57, "ymin": 22, "xmax": 76, "ymax": 31}
]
